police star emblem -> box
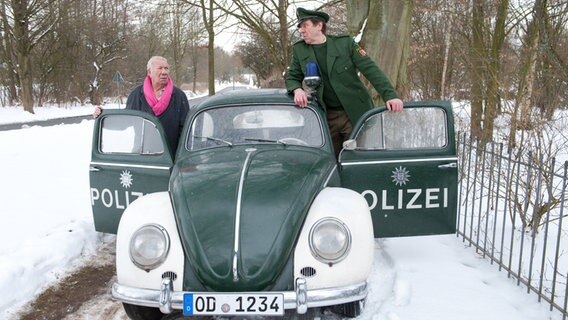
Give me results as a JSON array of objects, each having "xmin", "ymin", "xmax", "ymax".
[
  {"xmin": 119, "ymin": 170, "xmax": 133, "ymax": 189},
  {"xmin": 391, "ymin": 166, "xmax": 410, "ymax": 186}
]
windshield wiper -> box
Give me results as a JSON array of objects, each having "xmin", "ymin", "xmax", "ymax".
[
  {"xmin": 194, "ymin": 135, "xmax": 233, "ymax": 146},
  {"xmin": 244, "ymin": 138, "xmax": 287, "ymax": 145}
]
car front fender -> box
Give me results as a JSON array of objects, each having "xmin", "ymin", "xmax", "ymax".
[
  {"xmin": 116, "ymin": 192, "xmax": 185, "ymax": 291},
  {"xmin": 294, "ymin": 187, "xmax": 374, "ymax": 289}
]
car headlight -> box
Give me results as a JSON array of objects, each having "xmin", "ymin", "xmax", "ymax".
[
  {"xmin": 308, "ymin": 218, "xmax": 352, "ymax": 264},
  {"xmin": 129, "ymin": 224, "xmax": 170, "ymax": 271}
]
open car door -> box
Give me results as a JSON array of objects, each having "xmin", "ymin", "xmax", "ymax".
[
  {"xmin": 89, "ymin": 110, "xmax": 173, "ymax": 234},
  {"xmin": 339, "ymin": 101, "xmax": 458, "ymax": 238}
]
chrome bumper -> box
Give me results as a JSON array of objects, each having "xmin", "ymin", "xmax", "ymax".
[{"xmin": 112, "ymin": 278, "xmax": 367, "ymax": 314}]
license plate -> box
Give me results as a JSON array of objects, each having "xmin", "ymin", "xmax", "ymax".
[{"xmin": 183, "ymin": 293, "xmax": 284, "ymax": 316}]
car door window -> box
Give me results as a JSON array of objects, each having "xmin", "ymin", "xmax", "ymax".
[
  {"xmin": 100, "ymin": 115, "xmax": 164, "ymax": 154},
  {"xmin": 354, "ymin": 107, "xmax": 447, "ymax": 150},
  {"xmin": 340, "ymin": 103, "xmax": 457, "ymax": 238}
]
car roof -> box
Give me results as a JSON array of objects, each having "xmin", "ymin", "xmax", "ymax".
[{"xmin": 192, "ymin": 88, "xmax": 296, "ymax": 111}]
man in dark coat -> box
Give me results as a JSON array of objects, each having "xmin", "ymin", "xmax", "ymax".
[
  {"xmin": 285, "ymin": 8, "xmax": 403, "ymax": 157},
  {"xmin": 125, "ymin": 56, "xmax": 189, "ymax": 157},
  {"xmin": 94, "ymin": 56, "xmax": 189, "ymax": 157}
]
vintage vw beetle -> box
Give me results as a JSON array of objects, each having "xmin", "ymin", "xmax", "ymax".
[{"xmin": 90, "ymin": 89, "xmax": 458, "ymax": 319}]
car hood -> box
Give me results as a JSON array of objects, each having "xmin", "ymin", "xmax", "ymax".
[{"xmin": 170, "ymin": 146, "xmax": 335, "ymax": 291}]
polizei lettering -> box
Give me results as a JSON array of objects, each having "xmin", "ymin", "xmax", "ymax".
[
  {"xmin": 90, "ymin": 188, "xmax": 143, "ymax": 209},
  {"xmin": 361, "ymin": 188, "xmax": 448, "ymax": 211}
]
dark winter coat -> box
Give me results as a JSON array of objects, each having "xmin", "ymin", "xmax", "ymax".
[
  {"xmin": 285, "ymin": 35, "xmax": 399, "ymax": 123},
  {"xmin": 125, "ymin": 85, "xmax": 190, "ymax": 157}
]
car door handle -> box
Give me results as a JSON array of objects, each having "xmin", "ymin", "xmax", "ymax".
[
  {"xmin": 89, "ymin": 166, "xmax": 101, "ymax": 172},
  {"xmin": 438, "ymin": 162, "xmax": 457, "ymax": 169}
]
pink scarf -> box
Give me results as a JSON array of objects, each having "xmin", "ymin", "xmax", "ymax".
[{"xmin": 143, "ymin": 75, "xmax": 173, "ymax": 116}]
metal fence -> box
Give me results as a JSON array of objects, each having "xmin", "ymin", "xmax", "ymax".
[{"xmin": 457, "ymin": 132, "xmax": 568, "ymax": 319}]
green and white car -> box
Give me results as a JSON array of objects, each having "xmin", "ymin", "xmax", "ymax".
[{"xmin": 90, "ymin": 89, "xmax": 458, "ymax": 319}]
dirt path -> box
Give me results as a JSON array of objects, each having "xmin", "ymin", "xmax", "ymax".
[
  {"xmin": 10, "ymin": 238, "xmax": 342, "ymax": 320},
  {"xmin": 13, "ymin": 239, "xmax": 128, "ymax": 320}
]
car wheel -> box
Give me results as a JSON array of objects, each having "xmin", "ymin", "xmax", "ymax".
[
  {"xmin": 122, "ymin": 303, "xmax": 163, "ymax": 320},
  {"xmin": 330, "ymin": 299, "xmax": 364, "ymax": 318},
  {"xmin": 160, "ymin": 311, "xmax": 212, "ymax": 319},
  {"xmin": 282, "ymin": 308, "xmax": 330, "ymax": 320}
]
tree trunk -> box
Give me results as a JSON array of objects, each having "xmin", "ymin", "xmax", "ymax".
[
  {"xmin": 0, "ymin": 2, "xmax": 17, "ymax": 106},
  {"xmin": 345, "ymin": 0, "xmax": 368, "ymax": 36},
  {"xmin": 201, "ymin": 0, "xmax": 215, "ymax": 95},
  {"xmin": 468, "ymin": 0, "xmax": 509, "ymax": 144},
  {"xmin": 12, "ymin": 0, "xmax": 34, "ymax": 113},
  {"xmin": 346, "ymin": 0, "xmax": 413, "ymax": 100},
  {"xmin": 440, "ymin": 1, "xmax": 453, "ymax": 100},
  {"xmin": 469, "ymin": 0, "xmax": 485, "ymax": 140},
  {"xmin": 277, "ymin": 0, "xmax": 289, "ymax": 76},
  {"xmin": 17, "ymin": 54, "xmax": 34, "ymax": 113},
  {"xmin": 536, "ymin": 0, "xmax": 563, "ymax": 121},
  {"xmin": 89, "ymin": 62, "xmax": 103, "ymax": 106},
  {"xmin": 172, "ymin": 1, "xmax": 182, "ymax": 85},
  {"xmin": 509, "ymin": 4, "xmax": 540, "ymax": 150},
  {"xmin": 482, "ymin": 0, "xmax": 509, "ymax": 144}
]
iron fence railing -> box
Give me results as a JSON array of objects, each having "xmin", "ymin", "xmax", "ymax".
[{"xmin": 457, "ymin": 132, "xmax": 568, "ymax": 319}]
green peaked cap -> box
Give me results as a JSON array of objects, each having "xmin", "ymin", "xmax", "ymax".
[{"xmin": 296, "ymin": 8, "xmax": 329, "ymax": 27}]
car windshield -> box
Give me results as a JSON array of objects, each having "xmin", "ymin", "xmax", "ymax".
[{"xmin": 187, "ymin": 105, "xmax": 324, "ymax": 151}]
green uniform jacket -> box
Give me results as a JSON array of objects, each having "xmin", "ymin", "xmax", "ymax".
[{"xmin": 285, "ymin": 35, "xmax": 399, "ymax": 123}]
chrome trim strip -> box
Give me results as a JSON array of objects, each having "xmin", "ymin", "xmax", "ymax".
[
  {"xmin": 323, "ymin": 164, "xmax": 337, "ymax": 187},
  {"xmin": 90, "ymin": 161, "xmax": 171, "ymax": 171},
  {"xmin": 341, "ymin": 156, "xmax": 458, "ymax": 167},
  {"xmin": 438, "ymin": 162, "xmax": 458, "ymax": 169},
  {"xmin": 112, "ymin": 280, "xmax": 368, "ymax": 314},
  {"xmin": 233, "ymin": 148, "xmax": 256, "ymax": 282}
]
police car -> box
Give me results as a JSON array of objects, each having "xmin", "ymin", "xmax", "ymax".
[{"xmin": 90, "ymin": 89, "xmax": 457, "ymax": 319}]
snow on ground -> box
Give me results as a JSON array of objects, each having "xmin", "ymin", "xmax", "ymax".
[
  {"xmin": 0, "ymin": 104, "xmax": 96, "ymax": 125},
  {"xmin": 0, "ymin": 99, "xmax": 561, "ymax": 319}
]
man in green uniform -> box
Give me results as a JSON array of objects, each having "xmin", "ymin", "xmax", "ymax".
[{"xmin": 285, "ymin": 7, "xmax": 404, "ymax": 157}]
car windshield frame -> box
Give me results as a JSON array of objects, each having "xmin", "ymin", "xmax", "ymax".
[{"xmin": 185, "ymin": 104, "xmax": 325, "ymax": 151}]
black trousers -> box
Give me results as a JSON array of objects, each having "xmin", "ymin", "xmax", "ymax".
[{"xmin": 326, "ymin": 108, "xmax": 352, "ymax": 158}]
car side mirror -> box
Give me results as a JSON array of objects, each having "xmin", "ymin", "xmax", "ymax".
[{"xmin": 343, "ymin": 139, "xmax": 357, "ymax": 150}]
